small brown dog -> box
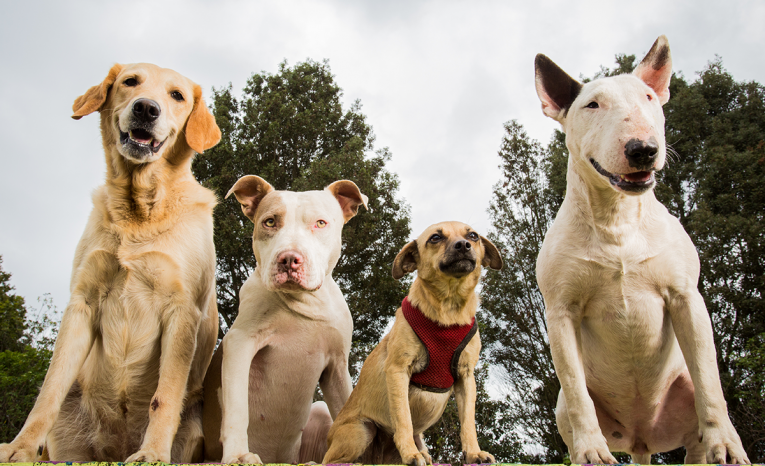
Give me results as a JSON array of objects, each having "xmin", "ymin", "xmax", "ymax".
[{"xmin": 322, "ymin": 221, "xmax": 502, "ymax": 465}]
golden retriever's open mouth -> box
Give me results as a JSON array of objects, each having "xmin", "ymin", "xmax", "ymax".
[
  {"xmin": 120, "ymin": 128, "xmax": 166, "ymax": 156},
  {"xmin": 590, "ymin": 158, "xmax": 655, "ymax": 193}
]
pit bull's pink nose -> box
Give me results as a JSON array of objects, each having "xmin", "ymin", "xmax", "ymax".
[{"xmin": 277, "ymin": 251, "xmax": 304, "ymax": 270}]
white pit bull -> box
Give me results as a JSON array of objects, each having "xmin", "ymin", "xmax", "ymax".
[
  {"xmin": 201, "ymin": 175, "xmax": 368, "ymax": 464},
  {"xmin": 534, "ymin": 36, "xmax": 750, "ymax": 464}
]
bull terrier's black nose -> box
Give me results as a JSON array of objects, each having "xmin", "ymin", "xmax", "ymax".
[
  {"xmin": 132, "ymin": 98, "xmax": 161, "ymax": 122},
  {"xmin": 453, "ymin": 240, "xmax": 471, "ymax": 251},
  {"xmin": 625, "ymin": 137, "xmax": 659, "ymax": 168}
]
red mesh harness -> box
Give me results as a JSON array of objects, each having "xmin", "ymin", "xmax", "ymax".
[{"xmin": 401, "ymin": 296, "xmax": 477, "ymax": 393}]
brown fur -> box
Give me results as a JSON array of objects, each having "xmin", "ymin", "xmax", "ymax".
[
  {"xmin": 0, "ymin": 63, "xmax": 221, "ymax": 463},
  {"xmin": 323, "ymin": 221, "xmax": 502, "ymax": 465}
]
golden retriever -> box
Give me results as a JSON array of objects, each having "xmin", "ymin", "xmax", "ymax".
[{"xmin": 0, "ymin": 63, "xmax": 221, "ymax": 462}]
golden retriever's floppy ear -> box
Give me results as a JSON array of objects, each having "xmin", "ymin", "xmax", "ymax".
[
  {"xmin": 72, "ymin": 63, "xmax": 124, "ymax": 120},
  {"xmin": 186, "ymin": 85, "xmax": 222, "ymax": 154},
  {"xmin": 480, "ymin": 235, "xmax": 503, "ymax": 270},
  {"xmin": 326, "ymin": 180, "xmax": 369, "ymax": 223},
  {"xmin": 392, "ymin": 240, "xmax": 419, "ymax": 280},
  {"xmin": 226, "ymin": 175, "xmax": 274, "ymax": 222}
]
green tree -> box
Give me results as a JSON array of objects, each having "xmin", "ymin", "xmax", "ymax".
[
  {"xmin": 192, "ymin": 59, "xmax": 411, "ymax": 369},
  {"xmin": 0, "ymin": 257, "xmax": 58, "ymax": 442}
]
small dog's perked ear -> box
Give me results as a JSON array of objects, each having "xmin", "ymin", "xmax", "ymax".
[
  {"xmin": 226, "ymin": 175, "xmax": 275, "ymax": 222},
  {"xmin": 480, "ymin": 235, "xmax": 503, "ymax": 271},
  {"xmin": 633, "ymin": 35, "xmax": 672, "ymax": 105},
  {"xmin": 71, "ymin": 63, "xmax": 124, "ymax": 120},
  {"xmin": 186, "ymin": 84, "xmax": 222, "ymax": 154},
  {"xmin": 326, "ymin": 180, "xmax": 369, "ymax": 223},
  {"xmin": 392, "ymin": 240, "xmax": 418, "ymax": 280},
  {"xmin": 534, "ymin": 54, "xmax": 583, "ymax": 122}
]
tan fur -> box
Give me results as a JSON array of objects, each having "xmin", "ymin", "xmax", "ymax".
[
  {"xmin": 0, "ymin": 63, "xmax": 221, "ymax": 463},
  {"xmin": 323, "ymin": 221, "xmax": 502, "ymax": 466},
  {"xmin": 202, "ymin": 176, "xmax": 368, "ymax": 464},
  {"xmin": 535, "ymin": 37, "xmax": 749, "ymax": 464}
]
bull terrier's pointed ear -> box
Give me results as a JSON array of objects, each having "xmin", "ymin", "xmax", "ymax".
[
  {"xmin": 326, "ymin": 180, "xmax": 369, "ymax": 224},
  {"xmin": 392, "ymin": 240, "xmax": 418, "ymax": 280},
  {"xmin": 535, "ymin": 54, "xmax": 582, "ymax": 122},
  {"xmin": 634, "ymin": 35, "xmax": 672, "ymax": 105},
  {"xmin": 226, "ymin": 175, "xmax": 274, "ymax": 222},
  {"xmin": 480, "ymin": 235, "xmax": 503, "ymax": 270},
  {"xmin": 72, "ymin": 63, "xmax": 124, "ymax": 120},
  {"xmin": 186, "ymin": 85, "xmax": 222, "ymax": 154}
]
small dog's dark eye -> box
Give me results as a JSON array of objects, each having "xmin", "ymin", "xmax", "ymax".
[
  {"xmin": 124, "ymin": 78, "xmax": 138, "ymax": 87},
  {"xmin": 585, "ymin": 101, "xmax": 599, "ymax": 109},
  {"xmin": 647, "ymin": 94, "xmax": 653, "ymax": 101},
  {"xmin": 467, "ymin": 232, "xmax": 479, "ymax": 241},
  {"xmin": 171, "ymin": 91, "xmax": 184, "ymax": 101},
  {"xmin": 428, "ymin": 234, "xmax": 442, "ymax": 244}
]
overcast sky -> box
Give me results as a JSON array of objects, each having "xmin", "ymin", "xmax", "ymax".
[{"xmin": 1, "ymin": 0, "xmax": 764, "ymax": 314}]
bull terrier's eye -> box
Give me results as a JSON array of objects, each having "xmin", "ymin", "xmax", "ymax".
[
  {"xmin": 647, "ymin": 94, "xmax": 653, "ymax": 101},
  {"xmin": 124, "ymin": 78, "xmax": 138, "ymax": 87},
  {"xmin": 315, "ymin": 220, "xmax": 327, "ymax": 228},
  {"xmin": 585, "ymin": 101, "xmax": 599, "ymax": 109},
  {"xmin": 263, "ymin": 218, "xmax": 276, "ymax": 228},
  {"xmin": 428, "ymin": 234, "xmax": 442, "ymax": 244},
  {"xmin": 467, "ymin": 232, "xmax": 479, "ymax": 241},
  {"xmin": 171, "ymin": 91, "xmax": 184, "ymax": 102}
]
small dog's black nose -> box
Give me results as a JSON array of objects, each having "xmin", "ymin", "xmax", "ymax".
[
  {"xmin": 453, "ymin": 240, "xmax": 471, "ymax": 251},
  {"xmin": 132, "ymin": 98, "xmax": 161, "ymax": 122},
  {"xmin": 625, "ymin": 137, "xmax": 659, "ymax": 168}
]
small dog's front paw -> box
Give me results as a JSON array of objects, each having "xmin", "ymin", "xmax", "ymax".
[
  {"xmin": 466, "ymin": 450, "xmax": 495, "ymax": 464},
  {"xmin": 222, "ymin": 452, "xmax": 263, "ymax": 464},
  {"xmin": 0, "ymin": 442, "xmax": 38, "ymax": 462},
  {"xmin": 125, "ymin": 448, "xmax": 170, "ymax": 463}
]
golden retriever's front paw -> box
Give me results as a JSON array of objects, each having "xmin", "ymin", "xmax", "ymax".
[
  {"xmin": 0, "ymin": 442, "xmax": 38, "ymax": 462},
  {"xmin": 222, "ymin": 452, "xmax": 263, "ymax": 464},
  {"xmin": 466, "ymin": 450, "xmax": 495, "ymax": 464},
  {"xmin": 402, "ymin": 451, "xmax": 427, "ymax": 466},
  {"xmin": 125, "ymin": 448, "xmax": 170, "ymax": 463}
]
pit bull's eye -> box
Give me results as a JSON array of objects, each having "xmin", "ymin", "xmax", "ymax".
[
  {"xmin": 315, "ymin": 220, "xmax": 327, "ymax": 228},
  {"xmin": 124, "ymin": 78, "xmax": 138, "ymax": 87},
  {"xmin": 428, "ymin": 234, "xmax": 442, "ymax": 244},
  {"xmin": 585, "ymin": 101, "xmax": 599, "ymax": 109},
  {"xmin": 263, "ymin": 218, "xmax": 276, "ymax": 228},
  {"xmin": 467, "ymin": 232, "xmax": 479, "ymax": 241},
  {"xmin": 171, "ymin": 91, "xmax": 184, "ymax": 102}
]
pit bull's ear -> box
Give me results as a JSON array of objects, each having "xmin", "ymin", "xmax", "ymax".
[
  {"xmin": 226, "ymin": 175, "xmax": 274, "ymax": 222},
  {"xmin": 392, "ymin": 240, "xmax": 418, "ymax": 280},
  {"xmin": 186, "ymin": 84, "xmax": 222, "ymax": 153},
  {"xmin": 326, "ymin": 180, "xmax": 369, "ymax": 223},
  {"xmin": 480, "ymin": 235, "xmax": 503, "ymax": 271},
  {"xmin": 72, "ymin": 63, "xmax": 124, "ymax": 120},
  {"xmin": 535, "ymin": 54, "xmax": 582, "ymax": 122},
  {"xmin": 633, "ymin": 35, "xmax": 672, "ymax": 105}
]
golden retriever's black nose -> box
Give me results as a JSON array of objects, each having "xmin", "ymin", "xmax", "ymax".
[
  {"xmin": 625, "ymin": 137, "xmax": 659, "ymax": 169},
  {"xmin": 453, "ymin": 239, "xmax": 471, "ymax": 251},
  {"xmin": 132, "ymin": 98, "xmax": 161, "ymax": 122}
]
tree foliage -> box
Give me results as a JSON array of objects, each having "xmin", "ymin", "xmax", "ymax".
[
  {"xmin": 0, "ymin": 257, "xmax": 58, "ymax": 443},
  {"xmin": 482, "ymin": 57, "xmax": 764, "ymax": 462},
  {"xmin": 191, "ymin": 60, "xmax": 411, "ymax": 369}
]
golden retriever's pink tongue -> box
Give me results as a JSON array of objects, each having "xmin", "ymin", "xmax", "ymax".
[{"xmin": 625, "ymin": 171, "xmax": 651, "ymax": 182}]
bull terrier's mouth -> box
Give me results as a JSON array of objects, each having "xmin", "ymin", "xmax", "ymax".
[
  {"xmin": 590, "ymin": 158, "xmax": 655, "ymax": 193},
  {"xmin": 120, "ymin": 129, "xmax": 166, "ymax": 154}
]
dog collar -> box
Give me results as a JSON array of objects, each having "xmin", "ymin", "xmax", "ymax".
[{"xmin": 401, "ymin": 296, "xmax": 477, "ymax": 393}]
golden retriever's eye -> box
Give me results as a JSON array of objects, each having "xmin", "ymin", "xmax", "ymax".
[
  {"xmin": 428, "ymin": 234, "xmax": 442, "ymax": 244},
  {"xmin": 467, "ymin": 232, "xmax": 479, "ymax": 241},
  {"xmin": 170, "ymin": 91, "xmax": 184, "ymax": 102},
  {"xmin": 315, "ymin": 220, "xmax": 327, "ymax": 228},
  {"xmin": 263, "ymin": 218, "xmax": 276, "ymax": 228},
  {"xmin": 585, "ymin": 101, "xmax": 599, "ymax": 109},
  {"xmin": 124, "ymin": 78, "xmax": 138, "ymax": 87}
]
